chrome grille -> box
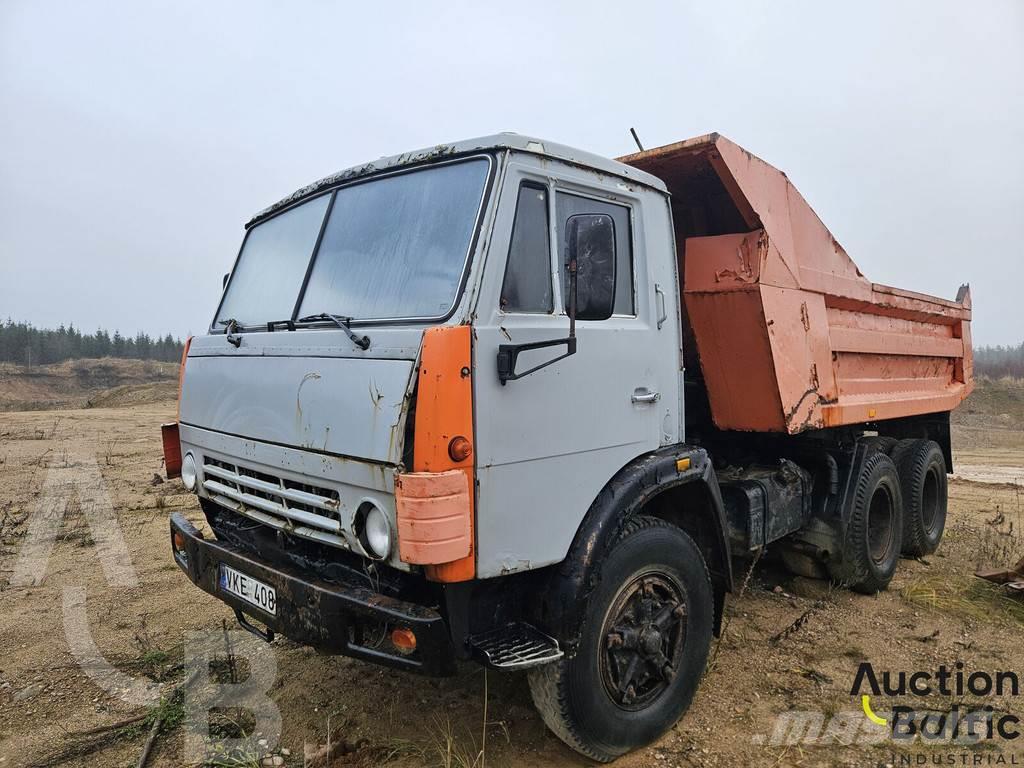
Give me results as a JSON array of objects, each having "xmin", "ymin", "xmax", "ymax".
[{"xmin": 202, "ymin": 457, "xmax": 348, "ymax": 549}]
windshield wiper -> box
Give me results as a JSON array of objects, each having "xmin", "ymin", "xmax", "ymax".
[
  {"xmin": 297, "ymin": 313, "xmax": 371, "ymax": 350},
  {"xmin": 218, "ymin": 318, "xmax": 242, "ymax": 347}
]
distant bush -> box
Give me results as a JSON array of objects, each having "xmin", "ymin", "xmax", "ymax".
[
  {"xmin": 975, "ymin": 342, "xmax": 1024, "ymax": 379},
  {"xmin": 0, "ymin": 319, "xmax": 184, "ymax": 366}
]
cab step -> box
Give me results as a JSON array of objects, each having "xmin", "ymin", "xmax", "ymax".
[{"xmin": 467, "ymin": 622, "xmax": 563, "ymax": 670}]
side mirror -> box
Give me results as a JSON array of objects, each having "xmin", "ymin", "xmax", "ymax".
[
  {"xmin": 495, "ymin": 213, "xmax": 617, "ymax": 385},
  {"xmin": 565, "ymin": 214, "xmax": 616, "ymax": 321},
  {"xmin": 222, "ymin": 273, "xmax": 230, "ymax": 290}
]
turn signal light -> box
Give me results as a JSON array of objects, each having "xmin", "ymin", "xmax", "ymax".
[
  {"xmin": 172, "ymin": 530, "xmax": 189, "ymax": 566},
  {"xmin": 391, "ymin": 627, "xmax": 417, "ymax": 654},
  {"xmin": 447, "ymin": 436, "xmax": 473, "ymax": 463}
]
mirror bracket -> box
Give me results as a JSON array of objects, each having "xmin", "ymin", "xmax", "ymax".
[
  {"xmin": 497, "ymin": 337, "xmax": 577, "ymax": 385},
  {"xmin": 496, "ymin": 212, "xmax": 612, "ymax": 384}
]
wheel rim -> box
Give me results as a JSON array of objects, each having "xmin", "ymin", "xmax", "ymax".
[
  {"xmin": 921, "ymin": 467, "xmax": 940, "ymax": 533},
  {"xmin": 599, "ymin": 572, "xmax": 687, "ymax": 711},
  {"xmin": 867, "ymin": 485, "xmax": 895, "ymax": 565}
]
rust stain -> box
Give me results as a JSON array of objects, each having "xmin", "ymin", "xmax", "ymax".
[
  {"xmin": 627, "ymin": 132, "xmax": 973, "ymax": 433},
  {"xmin": 295, "ymin": 372, "xmax": 321, "ymax": 425}
]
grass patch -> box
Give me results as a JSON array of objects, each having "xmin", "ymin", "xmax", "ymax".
[
  {"xmin": 902, "ymin": 574, "xmax": 1024, "ymax": 625},
  {"xmin": 380, "ymin": 736, "xmax": 428, "ymax": 763},
  {"xmin": 201, "ymin": 743, "xmax": 263, "ymax": 768},
  {"xmin": 428, "ymin": 715, "xmax": 484, "ymax": 768},
  {"xmin": 140, "ymin": 648, "xmax": 170, "ymax": 668}
]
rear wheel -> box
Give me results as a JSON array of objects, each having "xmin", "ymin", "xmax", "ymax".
[
  {"xmin": 828, "ymin": 451, "xmax": 903, "ymax": 594},
  {"xmin": 891, "ymin": 439, "xmax": 947, "ymax": 556},
  {"xmin": 527, "ymin": 516, "xmax": 713, "ymax": 762}
]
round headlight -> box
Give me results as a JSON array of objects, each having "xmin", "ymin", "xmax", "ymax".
[
  {"xmin": 361, "ymin": 504, "xmax": 391, "ymax": 559},
  {"xmin": 181, "ymin": 453, "xmax": 198, "ymax": 492}
]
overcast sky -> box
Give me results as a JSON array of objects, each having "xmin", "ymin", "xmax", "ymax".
[{"xmin": 1, "ymin": 1, "xmax": 1021, "ymax": 345}]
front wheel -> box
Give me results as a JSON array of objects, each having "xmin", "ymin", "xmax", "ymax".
[{"xmin": 528, "ymin": 516, "xmax": 713, "ymax": 762}]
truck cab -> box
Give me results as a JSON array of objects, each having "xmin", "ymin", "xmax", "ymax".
[{"xmin": 166, "ymin": 133, "xmax": 970, "ymax": 761}]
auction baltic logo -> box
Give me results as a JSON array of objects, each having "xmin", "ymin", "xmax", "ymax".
[
  {"xmin": 753, "ymin": 661, "xmax": 1022, "ymax": 755},
  {"xmin": 854, "ymin": 662, "xmax": 1021, "ymax": 743}
]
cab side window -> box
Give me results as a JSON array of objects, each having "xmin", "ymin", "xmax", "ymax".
[
  {"xmin": 556, "ymin": 192, "xmax": 634, "ymax": 316},
  {"xmin": 500, "ymin": 184, "xmax": 552, "ymax": 313}
]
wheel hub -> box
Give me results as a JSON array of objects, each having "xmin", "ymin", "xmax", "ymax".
[
  {"xmin": 600, "ymin": 573, "xmax": 687, "ymax": 710},
  {"xmin": 640, "ymin": 627, "xmax": 662, "ymax": 655}
]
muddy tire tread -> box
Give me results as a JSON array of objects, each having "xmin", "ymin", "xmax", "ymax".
[
  {"xmin": 891, "ymin": 439, "xmax": 947, "ymax": 556},
  {"xmin": 827, "ymin": 450, "xmax": 903, "ymax": 594},
  {"xmin": 527, "ymin": 515, "xmax": 710, "ymax": 763}
]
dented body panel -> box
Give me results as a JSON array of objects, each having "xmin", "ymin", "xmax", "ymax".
[
  {"xmin": 180, "ymin": 351, "xmax": 414, "ymax": 464},
  {"xmin": 620, "ymin": 134, "xmax": 973, "ymax": 434}
]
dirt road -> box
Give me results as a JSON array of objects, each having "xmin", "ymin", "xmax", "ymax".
[{"xmin": 1, "ymin": 390, "xmax": 1022, "ymax": 768}]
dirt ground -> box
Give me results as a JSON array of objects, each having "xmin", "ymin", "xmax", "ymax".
[
  {"xmin": 0, "ymin": 377, "xmax": 1022, "ymax": 768},
  {"xmin": 0, "ymin": 360, "xmax": 178, "ymax": 413}
]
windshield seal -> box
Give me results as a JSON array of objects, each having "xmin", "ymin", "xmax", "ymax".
[{"xmin": 210, "ymin": 153, "xmax": 496, "ymax": 333}]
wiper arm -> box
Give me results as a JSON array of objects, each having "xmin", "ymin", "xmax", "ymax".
[
  {"xmin": 218, "ymin": 318, "xmax": 242, "ymax": 347},
  {"xmin": 297, "ymin": 313, "xmax": 371, "ymax": 350}
]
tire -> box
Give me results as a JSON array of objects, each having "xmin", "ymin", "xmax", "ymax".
[
  {"xmin": 527, "ymin": 516, "xmax": 713, "ymax": 762},
  {"xmin": 891, "ymin": 439, "xmax": 947, "ymax": 556},
  {"xmin": 827, "ymin": 451, "xmax": 903, "ymax": 594}
]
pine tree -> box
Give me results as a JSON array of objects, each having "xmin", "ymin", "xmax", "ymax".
[{"xmin": 0, "ymin": 321, "xmax": 184, "ymax": 366}]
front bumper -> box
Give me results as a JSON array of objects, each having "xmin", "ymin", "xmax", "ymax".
[{"xmin": 170, "ymin": 513, "xmax": 456, "ymax": 676}]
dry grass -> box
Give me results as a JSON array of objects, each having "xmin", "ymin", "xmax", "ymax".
[
  {"xmin": 902, "ymin": 573, "xmax": 1024, "ymax": 626},
  {"xmin": 421, "ymin": 671, "xmax": 505, "ymax": 768},
  {"xmin": 428, "ymin": 715, "xmax": 485, "ymax": 768}
]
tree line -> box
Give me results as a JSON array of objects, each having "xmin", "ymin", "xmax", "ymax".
[
  {"xmin": 975, "ymin": 343, "xmax": 1024, "ymax": 380},
  {"xmin": 0, "ymin": 318, "xmax": 1021, "ymax": 378},
  {"xmin": 0, "ymin": 320, "xmax": 185, "ymax": 366}
]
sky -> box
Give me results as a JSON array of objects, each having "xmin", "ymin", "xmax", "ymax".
[{"xmin": 1, "ymin": 0, "xmax": 1021, "ymax": 346}]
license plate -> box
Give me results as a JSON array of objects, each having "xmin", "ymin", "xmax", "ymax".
[{"xmin": 219, "ymin": 564, "xmax": 277, "ymax": 616}]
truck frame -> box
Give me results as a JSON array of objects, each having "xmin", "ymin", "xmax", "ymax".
[{"xmin": 163, "ymin": 132, "xmax": 972, "ymax": 761}]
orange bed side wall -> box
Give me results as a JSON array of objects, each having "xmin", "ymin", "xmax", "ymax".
[{"xmin": 622, "ymin": 134, "xmax": 973, "ymax": 434}]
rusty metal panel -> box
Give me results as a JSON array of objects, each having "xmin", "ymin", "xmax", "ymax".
[
  {"xmin": 621, "ymin": 134, "xmax": 973, "ymax": 433},
  {"xmin": 684, "ymin": 286, "xmax": 785, "ymax": 432}
]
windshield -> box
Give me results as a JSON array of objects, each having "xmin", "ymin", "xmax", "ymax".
[{"xmin": 215, "ymin": 157, "xmax": 491, "ymax": 328}]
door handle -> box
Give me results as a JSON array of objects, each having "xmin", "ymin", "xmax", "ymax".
[
  {"xmin": 631, "ymin": 387, "xmax": 661, "ymax": 404},
  {"xmin": 655, "ymin": 283, "xmax": 668, "ymax": 330}
]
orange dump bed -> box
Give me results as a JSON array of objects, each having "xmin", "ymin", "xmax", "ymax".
[{"xmin": 621, "ymin": 134, "xmax": 973, "ymax": 434}]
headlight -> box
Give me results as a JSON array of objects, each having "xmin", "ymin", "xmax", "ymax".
[
  {"xmin": 181, "ymin": 453, "xmax": 198, "ymax": 492},
  {"xmin": 360, "ymin": 503, "xmax": 391, "ymax": 559}
]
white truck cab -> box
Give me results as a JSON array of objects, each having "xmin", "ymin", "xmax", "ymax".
[{"xmin": 166, "ymin": 133, "xmax": 966, "ymax": 760}]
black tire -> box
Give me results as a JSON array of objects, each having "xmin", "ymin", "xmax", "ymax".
[
  {"xmin": 891, "ymin": 439, "xmax": 947, "ymax": 556},
  {"xmin": 527, "ymin": 516, "xmax": 713, "ymax": 762},
  {"xmin": 827, "ymin": 451, "xmax": 903, "ymax": 594}
]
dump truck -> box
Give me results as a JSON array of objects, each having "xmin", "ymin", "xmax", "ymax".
[{"xmin": 163, "ymin": 132, "xmax": 973, "ymax": 761}]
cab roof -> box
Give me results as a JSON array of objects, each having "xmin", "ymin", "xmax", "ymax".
[{"xmin": 246, "ymin": 133, "xmax": 667, "ymax": 228}]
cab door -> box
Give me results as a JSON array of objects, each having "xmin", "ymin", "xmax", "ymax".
[{"xmin": 472, "ymin": 159, "xmax": 680, "ymax": 577}]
